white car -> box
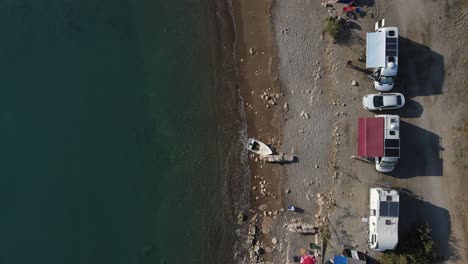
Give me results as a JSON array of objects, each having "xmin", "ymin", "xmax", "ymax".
[{"xmin": 362, "ymin": 93, "xmax": 405, "ymax": 110}]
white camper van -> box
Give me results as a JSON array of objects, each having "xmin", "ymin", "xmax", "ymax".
[
  {"xmin": 366, "ymin": 19, "xmax": 398, "ymax": 91},
  {"xmin": 369, "ymin": 187, "xmax": 399, "ymax": 251},
  {"xmin": 357, "ymin": 115, "xmax": 400, "ymax": 172}
]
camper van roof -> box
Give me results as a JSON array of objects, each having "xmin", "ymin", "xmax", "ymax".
[
  {"xmin": 358, "ymin": 117, "xmax": 384, "ymax": 157},
  {"xmin": 358, "ymin": 116, "xmax": 400, "ymax": 158},
  {"xmin": 366, "ymin": 28, "xmax": 398, "ymax": 68},
  {"xmin": 369, "ymin": 188, "xmax": 399, "ymax": 250}
]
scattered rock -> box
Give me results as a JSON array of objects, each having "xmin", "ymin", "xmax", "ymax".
[
  {"xmin": 285, "ymin": 189, "xmax": 291, "ymax": 194},
  {"xmin": 272, "ymin": 237, "xmax": 278, "ymax": 245},
  {"xmin": 258, "ymin": 204, "xmax": 268, "ymax": 211},
  {"xmin": 254, "ymin": 245, "xmax": 263, "ymax": 255},
  {"xmin": 351, "ymin": 80, "xmax": 358, "ymax": 86},
  {"xmin": 283, "ymin": 103, "xmax": 289, "ymax": 111},
  {"xmin": 249, "ymin": 48, "xmax": 255, "ymax": 55}
]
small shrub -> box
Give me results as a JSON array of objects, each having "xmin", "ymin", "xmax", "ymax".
[
  {"xmin": 380, "ymin": 252, "xmax": 408, "ymax": 264},
  {"xmin": 379, "ymin": 223, "xmax": 435, "ymax": 264},
  {"xmin": 323, "ymin": 17, "xmax": 340, "ymax": 40}
]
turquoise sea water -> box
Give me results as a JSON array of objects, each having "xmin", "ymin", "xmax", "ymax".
[{"xmin": 0, "ymin": 1, "xmax": 246, "ymax": 263}]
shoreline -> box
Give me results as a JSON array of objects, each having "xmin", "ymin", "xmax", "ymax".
[{"xmin": 230, "ymin": 0, "xmax": 286, "ymax": 262}]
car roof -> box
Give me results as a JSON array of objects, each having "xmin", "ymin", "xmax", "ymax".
[{"xmin": 380, "ymin": 93, "xmax": 400, "ymax": 106}]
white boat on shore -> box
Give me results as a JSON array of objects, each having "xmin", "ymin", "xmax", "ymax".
[{"xmin": 245, "ymin": 138, "xmax": 273, "ymax": 156}]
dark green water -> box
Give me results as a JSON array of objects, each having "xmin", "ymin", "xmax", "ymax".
[{"xmin": 0, "ymin": 1, "xmax": 246, "ymax": 263}]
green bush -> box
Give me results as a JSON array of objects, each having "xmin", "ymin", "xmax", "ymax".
[
  {"xmin": 380, "ymin": 252, "xmax": 408, "ymax": 264},
  {"xmin": 323, "ymin": 18, "xmax": 340, "ymax": 40},
  {"xmin": 380, "ymin": 223, "xmax": 435, "ymax": 264}
]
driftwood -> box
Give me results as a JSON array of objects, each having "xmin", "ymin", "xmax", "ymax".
[
  {"xmin": 259, "ymin": 154, "xmax": 295, "ymax": 163},
  {"xmin": 286, "ymin": 223, "xmax": 318, "ymax": 234}
]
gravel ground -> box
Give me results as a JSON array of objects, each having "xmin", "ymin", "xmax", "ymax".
[{"xmin": 269, "ymin": 0, "xmax": 468, "ymax": 263}]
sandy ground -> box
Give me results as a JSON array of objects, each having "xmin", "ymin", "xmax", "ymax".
[
  {"xmin": 232, "ymin": 0, "xmax": 467, "ymax": 262},
  {"xmin": 257, "ymin": 0, "xmax": 467, "ymax": 263}
]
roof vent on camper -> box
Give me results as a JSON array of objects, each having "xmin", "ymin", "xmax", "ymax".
[
  {"xmin": 388, "ymin": 30, "xmax": 396, "ymax": 37},
  {"xmin": 389, "ymin": 130, "xmax": 396, "ymax": 136},
  {"xmin": 386, "ymin": 196, "xmax": 393, "ymax": 201},
  {"xmin": 388, "ymin": 56, "xmax": 395, "ymax": 63},
  {"xmin": 386, "ymin": 220, "xmax": 392, "ymax": 225}
]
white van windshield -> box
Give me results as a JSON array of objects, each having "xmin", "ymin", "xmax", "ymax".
[
  {"xmin": 379, "ymin": 75, "xmax": 395, "ymax": 84},
  {"xmin": 380, "ymin": 161, "xmax": 396, "ymax": 167}
]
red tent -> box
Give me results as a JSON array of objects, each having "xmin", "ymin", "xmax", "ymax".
[
  {"xmin": 300, "ymin": 254, "xmax": 316, "ymax": 264},
  {"xmin": 358, "ymin": 117, "xmax": 384, "ymax": 157}
]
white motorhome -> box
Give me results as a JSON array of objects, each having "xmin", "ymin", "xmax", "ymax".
[
  {"xmin": 369, "ymin": 187, "xmax": 399, "ymax": 251},
  {"xmin": 357, "ymin": 115, "xmax": 400, "ymax": 172},
  {"xmin": 366, "ymin": 19, "xmax": 398, "ymax": 91}
]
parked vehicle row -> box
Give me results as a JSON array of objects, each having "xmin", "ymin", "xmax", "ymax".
[
  {"xmin": 361, "ymin": 19, "xmax": 406, "ymax": 111},
  {"xmin": 355, "ymin": 20, "xmax": 403, "ymax": 253}
]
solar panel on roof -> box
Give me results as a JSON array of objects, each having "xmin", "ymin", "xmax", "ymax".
[
  {"xmin": 380, "ymin": 201, "xmax": 388, "ymax": 216},
  {"xmin": 385, "ymin": 139, "xmax": 399, "ymax": 147},
  {"xmin": 386, "ymin": 37, "xmax": 398, "ymax": 57},
  {"xmin": 385, "ymin": 148, "xmax": 400, "ymax": 157},
  {"xmin": 386, "ymin": 43, "xmax": 397, "ymax": 50},
  {"xmin": 380, "ymin": 201, "xmax": 399, "ymax": 217},
  {"xmin": 389, "ymin": 202, "xmax": 399, "ymax": 217},
  {"xmin": 386, "ymin": 50, "xmax": 397, "ymax": 57},
  {"xmin": 384, "ymin": 139, "xmax": 400, "ymax": 157}
]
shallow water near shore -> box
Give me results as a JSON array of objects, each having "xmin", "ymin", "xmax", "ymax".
[{"xmin": 0, "ymin": 1, "xmax": 246, "ymax": 263}]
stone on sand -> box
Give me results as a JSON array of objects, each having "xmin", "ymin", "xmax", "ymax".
[{"xmin": 272, "ymin": 237, "xmax": 278, "ymax": 244}]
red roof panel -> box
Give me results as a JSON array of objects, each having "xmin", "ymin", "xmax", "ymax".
[{"xmin": 358, "ymin": 117, "xmax": 384, "ymax": 157}]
